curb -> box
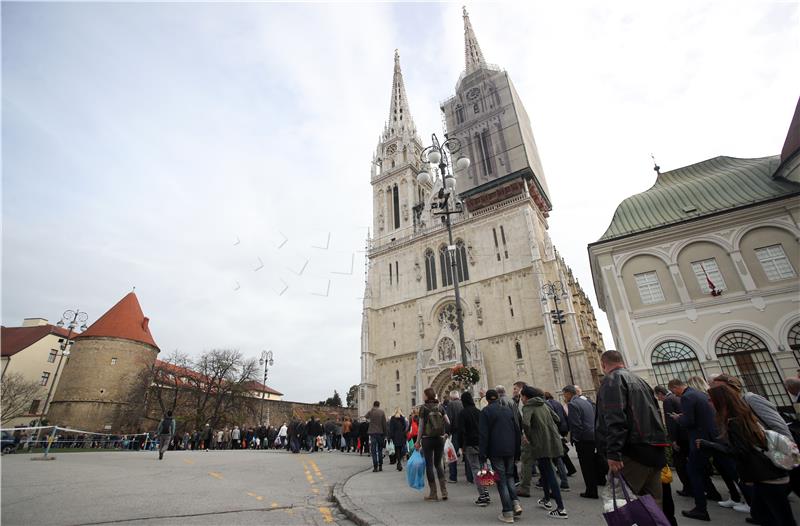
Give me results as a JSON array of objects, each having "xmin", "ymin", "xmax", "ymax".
[{"xmin": 331, "ymin": 468, "xmax": 386, "ymax": 526}]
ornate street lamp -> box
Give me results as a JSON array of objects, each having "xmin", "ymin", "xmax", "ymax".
[
  {"xmin": 417, "ymin": 133, "xmax": 471, "ymax": 367},
  {"xmin": 258, "ymin": 350, "xmax": 274, "ymax": 425},
  {"xmin": 541, "ymin": 282, "xmax": 575, "ymax": 385}
]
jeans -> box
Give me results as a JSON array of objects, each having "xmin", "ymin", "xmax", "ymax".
[
  {"xmin": 520, "ymin": 444, "xmax": 536, "ymax": 492},
  {"xmin": 448, "ymin": 433, "xmax": 460, "ymax": 481},
  {"xmin": 421, "ymin": 437, "xmax": 445, "ymax": 484},
  {"xmin": 689, "ymin": 447, "xmax": 740, "ymax": 511},
  {"xmin": 369, "ymin": 433, "xmax": 384, "ymax": 467},
  {"xmin": 464, "ymin": 446, "xmax": 488, "ymax": 497},
  {"xmin": 158, "ymin": 434, "xmax": 171, "ymax": 457},
  {"xmin": 751, "ymin": 482, "xmax": 796, "ymax": 526},
  {"xmin": 538, "ymin": 457, "xmax": 564, "ymax": 510},
  {"xmin": 555, "ymin": 456, "xmax": 569, "ymax": 486},
  {"xmin": 491, "ymin": 456, "xmax": 519, "ymax": 513}
]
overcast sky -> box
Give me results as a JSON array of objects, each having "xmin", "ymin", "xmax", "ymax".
[{"xmin": 3, "ymin": 2, "xmax": 798, "ymax": 403}]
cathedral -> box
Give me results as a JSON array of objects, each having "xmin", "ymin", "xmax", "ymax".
[{"xmin": 358, "ymin": 9, "xmax": 605, "ymax": 415}]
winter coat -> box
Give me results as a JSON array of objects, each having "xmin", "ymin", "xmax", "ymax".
[
  {"xmin": 677, "ymin": 387, "xmax": 718, "ymax": 451},
  {"xmin": 596, "ymin": 366, "xmax": 667, "ymax": 462},
  {"xmin": 567, "ymin": 395, "xmax": 596, "ymax": 442},
  {"xmin": 445, "ymin": 399, "xmax": 464, "ymax": 435},
  {"xmin": 388, "ymin": 415, "xmax": 407, "ymax": 445},
  {"xmin": 546, "ymin": 399, "xmax": 569, "ymax": 436},
  {"xmin": 459, "ymin": 404, "xmax": 481, "ymax": 448},
  {"xmin": 522, "ymin": 397, "xmax": 564, "ymax": 459},
  {"xmin": 365, "ymin": 408, "xmax": 388, "ymax": 435},
  {"xmin": 744, "ymin": 392, "xmax": 792, "ymax": 439},
  {"xmin": 479, "ymin": 400, "xmax": 521, "ymax": 463}
]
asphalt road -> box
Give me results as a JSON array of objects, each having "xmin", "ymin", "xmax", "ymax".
[{"xmin": 1, "ymin": 449, "xmax": 370, "ymax": 526}]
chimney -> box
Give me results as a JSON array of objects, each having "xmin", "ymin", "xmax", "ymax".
[{"xmin": 22, "ymin": 318, "xmax": 49, "ymax": 327}]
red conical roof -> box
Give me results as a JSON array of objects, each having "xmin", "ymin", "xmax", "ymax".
[{"xmin": 77, "ymin": 292, "xmax": 159, "ymax": 350}]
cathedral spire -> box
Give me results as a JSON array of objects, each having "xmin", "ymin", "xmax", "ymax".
[
  {"xmin": 385, "ymin": 49, "xmax": 415, "ymax": 138},
  {"xmin": 463, "ymin": 7, "xmax": 487, "ymax": 74}
]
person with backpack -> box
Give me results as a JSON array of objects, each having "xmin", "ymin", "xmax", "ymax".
[
  {"xmin": 156, "ymin": 410, "xmax": 176, "ymax": 460},
  {"xmin": 415, "ymin": 387, "xmax": 451, "ymax": 501},
  {"xmin": 698, "ymin": 384, "xmax": 796, "ymax": 526}
]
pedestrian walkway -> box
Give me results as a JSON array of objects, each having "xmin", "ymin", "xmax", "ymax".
[{"xmin": 337, "ymin": 460, "xmax": 799, "ymax": 526}]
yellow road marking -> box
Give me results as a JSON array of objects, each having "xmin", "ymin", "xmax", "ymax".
[
  {"xmin": 271, "ymin": 502, "xmax": 278, "ymax": 508},
  {"xmin": 183, "ymin": 458, "xmax": 194, "ymax": 465},
  {"xmin": 247, "ymin": 492, "xmax": 256, "ymax": 497},
  {"xmin": 208, "ymin": 471, "xmax": 224, "ymax": 480},
  {"xmin": 319, "ymin": 506, "xmax": 334, "ymax": 523},
  {"xmin": 256, "ymin": 496, "xmax": 263, "ymax": 501}
]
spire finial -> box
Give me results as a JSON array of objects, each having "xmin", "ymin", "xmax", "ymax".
[
  {"xmin": 651, "ymin": 153, "xmax": 661, "ymax": 175},
  {"xmin": 463, "ymin": 6, "xmax": 486, "ymax": 74},
  {"xmin": 385, "ymin": 49, "xmax": 415, "ymax": 138}
]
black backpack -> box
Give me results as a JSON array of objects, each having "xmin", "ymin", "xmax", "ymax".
[{"xmin": 158, "ymin": 417, "xmax": 173, "ymax": 435}]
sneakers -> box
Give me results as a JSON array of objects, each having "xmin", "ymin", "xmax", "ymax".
[
  {"xmin": 548, "ymin": 509, "xmax": 568, "ymax": 520},
  {"xmin": 475, "ymin": 495, "xmax": 491, "ymax": 507},
  {"xmin": 497, "ymin": 513, "xmax": 514, "ymax": 524},
  {"xmin": 537, "ymin": 498, "xmax": 555, "ymax": 511},
  {"xmin": 513, "ymin": 500, "xmax": 523, "ymax": 517},
  {"xmin": 733, "ymin": 503, "xmax": 751, "ymax": 513},
  {"xmin": 718, "ymin": 499, "xmax": 738, "ymax": 508}
]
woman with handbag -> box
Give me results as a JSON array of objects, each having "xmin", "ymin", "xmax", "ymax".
[{"xmin": 698, "ymin": 384, "xmax": 796, "ymax": 526}]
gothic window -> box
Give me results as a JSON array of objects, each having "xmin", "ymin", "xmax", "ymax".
[
  {"xmin": 425, "ymin": 249, "xmax": 437, "ymax": 291},
  {"xmin": 715, "ymin": 331, "xmax": 792, "ymax": 408},
  {"xmin": 473, "ymin": 103, "xmax": 479, "ymax": 115},
  {"xmin": 395, "ymin": 261, "xmax": 399, "ymax": 284},
  {"xmin": 508, "ymin": 296, "xmax": 514, "ymax": 317},
  {"xmin": 789, "ymin": 322, "xmax": 800, "ymax": 367},
  {"xmin": 650, "ymin": 341, "xmax": 704, "ymax": 388},
  {"xmin": 440, "ymin": 245, "xmax": 454, "ymax": 287},
  {"xmin": 455, "ymin": 240, "xmax": 469, "ymax": 282},
  {"xmin": 515, "ymin": 341, "xmax": 523, "ymax": 360},
  {"xmin": 392, "ymin": 185, "xmax": 398, "ymax": 220},
  {"xmin": 500, "ymin": 226, "xmax": 508, "ymax": 259},
  {"xmin": 403, "ymin": 147, "xmax": 407, "ymax": 162},
  {"xmin": 478, "ymin": 129, "xmax": 493, "ymax": 176},
  {"xmin": 396, "ymin": 370, "xmax": 400, "ymax": 380},
  {"xmin": 438, "ymin": 303, "xmax": 458, "ymax": 331},
  {"xmin": 492, "ymin": 228, "xmax": 501, "ymax": 261},
  {"xmin": 386, "ymin": 186, "xmax": 393, "ymax": 231},
  {"xmin": 389, "ymin": 262, "xmax": 393, "ymax": 285},
  {"xmin": 455, "ymin": 104, "xmax": 465, "ymax": 124},
  {"xmin": 437, "ymin": 337, "xmax": 457, "ymax": 362}
]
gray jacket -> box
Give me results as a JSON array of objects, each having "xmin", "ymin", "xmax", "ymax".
[
  {"xmin": 567, "ymin": 396, "xmax": 596, "ymax": 442},
  {"xmin": 744, "ymin": 392, "xmax": 792, "ymax": 439}
]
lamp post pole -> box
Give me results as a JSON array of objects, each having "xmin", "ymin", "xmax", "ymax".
[
  {"xmin": 542, "ymin": 282, "xmax": 575, "ymax": 386},
  {"xmin": 258, "ymin": 350, "xmax": 274, "ymax": 425},
  {"xmin": 37, "ymin": 309, "xmax": 89, "ymax": 448},
  {"xmin": 417, "ymin": 134, "xmax": 472, "ymax": 367}
]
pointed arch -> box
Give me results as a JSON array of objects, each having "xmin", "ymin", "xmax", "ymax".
[{"xmin": 424, "ymin": 248, "xmax": 437, "ymax": 291}]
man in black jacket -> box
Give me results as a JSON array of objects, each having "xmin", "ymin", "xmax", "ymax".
[
  {"xmin": 596, "ymin": 351, "xmax": 667, "ymax": 507},
  {"xmin": 459, "ymin": 391, "xmax": 490, "ymax": 506},
  {"xmin": 564, "ymin": 385, "xmax": 599, "ymax": 499},
  {"xmin": 479, "ymin": 389, "xmax": 522, "ymax": 523}
]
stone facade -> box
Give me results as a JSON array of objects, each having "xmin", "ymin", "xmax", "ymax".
[
  {"xmin": 359, "ymin": 12, "xmax": 605, "ymax": 416},
  {"xmin": 47, "ymin": 336, "xmax": 158, "ymax": 432}
]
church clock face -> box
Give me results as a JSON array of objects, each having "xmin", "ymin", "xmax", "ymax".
[
  {"xmin": 386, "ymin": 144, "xmax": 397, "ymax": 155},
  {"xmin": 466, "ymin": 87, "xmax": 481, "ymax": 101}
]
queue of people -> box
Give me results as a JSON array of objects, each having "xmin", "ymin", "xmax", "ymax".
[{"xmin": 357, "ymin": 350, "xmax": 799, "ymax": 525}]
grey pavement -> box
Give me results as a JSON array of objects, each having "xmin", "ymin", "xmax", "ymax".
[
  {"xmin": 338, "ymin": 457, "xmax": 800, "ymax": 526},
  {"xmin": 1, "ymin": 448, "xmax": 371, "ymax": 526}
]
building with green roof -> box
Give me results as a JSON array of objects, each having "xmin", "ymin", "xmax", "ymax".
[{"xmin": 588, "ymin": 98, "xmax": 800, "ymax": 405}]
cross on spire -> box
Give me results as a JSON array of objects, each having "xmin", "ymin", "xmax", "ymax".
[
  {"xmin": 385, "ymin": 49, "xmax": 415, "ymax": 138},
  {"xmin": 463, "ymin": 6, "xmax": 487, "ymax": 74}
]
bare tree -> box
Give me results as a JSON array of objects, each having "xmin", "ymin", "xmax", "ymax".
[
  {"xmin": 1, "ymin": 373, "xmax": 45, "ymax": 424},
  {"xmin": 188, "ymin": 349, "xmax": 259, "ymax": 429}
]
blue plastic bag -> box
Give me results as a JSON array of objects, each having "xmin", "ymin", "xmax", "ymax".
[{"xmin": 406, "ymin": 449, "xmax": 426, "ymax": 491}]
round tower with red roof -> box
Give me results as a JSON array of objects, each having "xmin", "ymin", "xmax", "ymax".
[{"xmin": 48, "ymin": 292, "xmax": 159, "ymax": 432}]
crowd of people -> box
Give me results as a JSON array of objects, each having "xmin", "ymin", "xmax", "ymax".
[{"xmin": 348, "ymin": 350, "xmax": 800, "ymax": 525}]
